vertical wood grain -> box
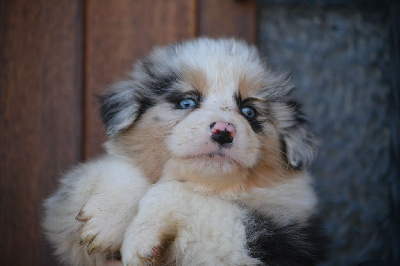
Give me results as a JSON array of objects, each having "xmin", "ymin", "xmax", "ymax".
[
  {"xmin": 84, "ymin": 0, "xmax": 197, "ymax": 159},
  {"xmin": 0, "ymin": 0, "xmax": 258, "ymax": 264},
  {"xmin": 198, "ymin": 0, "xmax": 257, "ymax": 43},
  {"xmin": 0, "ymin": 0, "xmax": 83, "ymax": 265}
]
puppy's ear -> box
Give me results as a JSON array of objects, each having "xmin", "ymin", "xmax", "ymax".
[
  {"xmin": 278, "ymin": 101, "xmax": 318, "ymax": 169},
  {"xmin": 262, "ymin": 74, "xmax": 318, "ymax": 169},
  {"xmin": 98, "ymin": 81, "xmax": 147, "ymax": 135},
  {"xmin": 281, "ymin": 120, "xmax": 318, "ymax": 169}
]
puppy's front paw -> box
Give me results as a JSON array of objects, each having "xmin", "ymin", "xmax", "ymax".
[
  {"xmin": 123, "ymin": 245, "xmax": 163, "ymax": 266},
  {"xmin": 122, "ymin": 233, "xmax": 164, "ymax": 266},
  {"xmin": 76, "ymin": 199, "xmax": 133, "ymax": 255}
]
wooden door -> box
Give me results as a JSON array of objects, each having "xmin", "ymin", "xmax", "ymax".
[{"xmin": 0, "ymin": 0, "xmax": 256, "ymax": 265}]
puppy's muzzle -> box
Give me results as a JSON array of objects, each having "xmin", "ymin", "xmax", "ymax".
[{"xmin": 210, "ymin": 122, "xmax": 235, "ymax": 145}]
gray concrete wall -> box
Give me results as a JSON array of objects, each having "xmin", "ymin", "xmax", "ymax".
[{"xmin": 257, "ymin": 1, "xmax": 397, "ymax": 265}]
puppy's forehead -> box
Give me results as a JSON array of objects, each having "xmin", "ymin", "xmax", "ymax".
[{"xmin": 174, "ymin": 39, "xmax": 266, "ymax": 99}]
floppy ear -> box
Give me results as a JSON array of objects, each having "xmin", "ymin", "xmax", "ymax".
[
  {"xmin": 261, "ymin": 74, "xmax": 318, "ymax": 169},
  {"xmin": 98, "ymin": 81, "xmax": 145, "ymax": 136},
  {"xmin": 275, "ymin": 101, "xmax": 318, "ymax": 169},
  {"xmin": 281, "ymin": 121, "xmax": 318, "ymax": 169}
]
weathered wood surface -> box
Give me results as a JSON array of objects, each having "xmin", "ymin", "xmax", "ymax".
[{"xmin": 0, "ymin": 0, "xmax": 257, "ymax": 264}]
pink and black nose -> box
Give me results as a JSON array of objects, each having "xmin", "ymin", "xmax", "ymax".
[{"xmin": 210, "ymin": 122, "xmax": 236, "ymax": 145}]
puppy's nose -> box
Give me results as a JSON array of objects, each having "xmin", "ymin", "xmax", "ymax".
[{"xmin": 210, "ymin": 122, "xmax": 235, "ymax": 145}]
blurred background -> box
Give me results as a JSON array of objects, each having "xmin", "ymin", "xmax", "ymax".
[{"xmin": 1, "ymin": 0, "xmax": 399, "ymax": 265}]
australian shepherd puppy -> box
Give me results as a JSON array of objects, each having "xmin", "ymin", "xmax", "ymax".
[{"xmin": 43, "ymin": 38, "xmax": 327, "ymax": 265}]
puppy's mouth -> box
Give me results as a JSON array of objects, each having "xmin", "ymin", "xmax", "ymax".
[
  {"xmin": 187, "ymin": 149, "xmax": 239, "ymax": 165},
  {"xmin": 206, "ymin": 151, "xmax": 228, "ymax": 161}
]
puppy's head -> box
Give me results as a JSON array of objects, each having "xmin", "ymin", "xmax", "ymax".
[{"xmin": 101, "ymin": 38, "xmax": 317, "ymax": 190}]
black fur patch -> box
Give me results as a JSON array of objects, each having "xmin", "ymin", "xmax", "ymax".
[
  {"xmin": 235, "ymin": 93, "xmax": 263, "ymax": 133},
  {"xmin": 141, "ymin": 58, "xmax": 157, "ymax": 79},
  {"xmin": 244, "ymin": 212, "xmax": 328, "ymax": 265},
  {"xmin": 274, "ymin": 99, "xmax": 317, "ymax": 169},
  {"xmin": 146, "ymin": 74, "xmax": 179, "ymax": 95},
  {"xmin": 165, "ymin": 90, "xmax": 202, "ymax": 109},
  {"xmin": 98, "ymin": 92, "xmax": 123, "ymax": 127},
  {"xmin": 141, "ymin": 55, "xmax": 180, "ymax": 95},
  {"xmin": 279, "ymin": 135, "xmax": 291, "ymax": 169},
  {"xmin": 134, "ymin": 93, "xmax": 156, "ymax": 121},
  {"xmin": 247, "ymin": 114, "xmax": 263, "ymax": 133},
  {"xmin": 98, "ymin": 89, "xmax": 138, "ymax": 134},
  {"xmin": 284, "ymin": 100, "xmax": 307, "ymax": 128}
]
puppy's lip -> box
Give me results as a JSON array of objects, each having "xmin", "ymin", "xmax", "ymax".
[
  {"xmin": 207, "ymin": 151, "xmax": 226, "ymax": 159},
  {"xmin": 188, "ymin": 151, "xmax": 238, "ymax": 164}
]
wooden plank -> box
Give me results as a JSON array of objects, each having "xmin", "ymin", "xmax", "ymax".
[
  {"xmin": 84, "ymin": 0, "xmax": 197, "ymax": 159},
  {"xmin": 198, "ymin": 0, "xmax": 257, "ymax": 43},
  {"xmin": 0, "ymin": 0, "xmax": 83, "ymax": 265}
]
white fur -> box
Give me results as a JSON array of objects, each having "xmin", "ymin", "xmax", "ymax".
[
  {"xmin": 121, "ymin": 180, "xmax": 262, "ymax": 266},
  {"xmin": 164, "ymin": 98, "xmax": 261, "ymax": 183},
  {"xmin": 43, "ymin": 156, "xmax": 150, "ymax": 265},
  {"xmin": 235, "ymin": 172, "xmax": 317, "ymax": 225}
]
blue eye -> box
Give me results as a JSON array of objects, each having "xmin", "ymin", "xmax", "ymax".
[
  {"xmin": 241, "ymin": 107, "xmax": 256, "ymax": 118},
  {"xmin": 179, "ymin": 99, "xmax": 197, "ymax": 109}
]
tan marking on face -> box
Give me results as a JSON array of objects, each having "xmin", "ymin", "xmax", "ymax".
[
  {"xmin": 228, "ymin": 133, "xmax": 297, "ymax": 193},
  {"xmin": 182, "ymin": 68, "xmax": 208, "ymax": 94},
  {"xmin": 113, "ymin": 95, "xmax": 295, "ymax": 193},
  {"xmin": 165, "ymin": 128, "xmax": 297, "ymax": 195},
  {"xmin": 238, "ymin": 73, "xmax": 265, "ymax": 99},
  {"xmin": 113, "ymin": 105, "xmax": 179, "ymax": 183},
  {"xmin": 247, "ymin": 135, "xmax": 296, "ymax": 188}
]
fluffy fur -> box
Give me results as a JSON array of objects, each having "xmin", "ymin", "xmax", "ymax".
[{"xmin": 43, "ymin": 38, "xmax": 327, "ymax": 265}]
